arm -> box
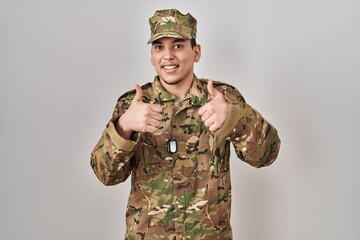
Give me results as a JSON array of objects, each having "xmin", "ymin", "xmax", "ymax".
[
  {"xmin": 90, "ymin": 94, "xmax": 138, "ymax": 186},
  {"xmin": 90, "ymin": 85, "xmax": 163, "ymax": 185},
  {"xmin": 214, "ymin": 85, "xmax": 281, "ymax": 168}
]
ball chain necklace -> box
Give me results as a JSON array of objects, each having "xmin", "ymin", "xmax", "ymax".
[{"xmin": 166, "ymin": 96, "xmax": 187, "ymax": 154}]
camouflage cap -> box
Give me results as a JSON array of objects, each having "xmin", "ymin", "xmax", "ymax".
[{"xmin": 147, "ymin": 9, "xmax": 197, "ymax": 44}]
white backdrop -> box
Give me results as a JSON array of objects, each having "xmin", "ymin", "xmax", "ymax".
[{"xmin": 1, "ymin": 1, "xmax": 359, "ymax": 239}]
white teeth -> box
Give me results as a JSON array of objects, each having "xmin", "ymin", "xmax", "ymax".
[{"xmin": 163, "ymin": 65, "xmax": 177, "ymax": 70}]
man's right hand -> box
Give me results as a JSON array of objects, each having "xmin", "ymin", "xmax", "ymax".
[{"xmin": 116, "ymin": 84, "xmax": 163, "ymax": 140}]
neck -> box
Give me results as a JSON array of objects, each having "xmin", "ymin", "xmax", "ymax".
[{"xmin": 161, "ymin": 74, "xmax": 194, "ymax": 99}]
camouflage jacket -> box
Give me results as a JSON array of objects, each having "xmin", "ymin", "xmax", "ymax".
[{"xmin": 91, "ymin": 75, "xmax": 281, "ymax": 240}]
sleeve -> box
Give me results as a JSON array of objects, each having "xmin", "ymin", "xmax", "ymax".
[
  {"xmin": 213, "ymin": 85, "xmax": 281, "ymax": 168},
  {"xmin": 90, "ymin": 93, "xmax": 139, "ymax": 185}
]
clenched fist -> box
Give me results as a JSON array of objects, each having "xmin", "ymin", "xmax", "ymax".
[
  {"xmin": 198, "ymin": 80, "xmax": 228, "ymax": 132},
  {"xmin": 116, "ymin": 84, "xmax": 163, "ymax": 139}
]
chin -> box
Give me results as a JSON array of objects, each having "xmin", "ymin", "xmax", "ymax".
[
  {"xmin": 163, "ymin": 79, "xmax": 181, "ymax": 85},
  {"xmin": 160, "ymin": 75, "xmax": 181, "ymax": 85}
]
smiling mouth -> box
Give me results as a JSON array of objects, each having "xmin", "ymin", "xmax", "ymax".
[{"xmin": 162, "ymin": 64, "xmax": 179, "ymax": 70}]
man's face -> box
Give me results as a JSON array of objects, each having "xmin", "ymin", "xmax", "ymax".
[{"xmin": 151, "ymin": 37, "xmax": 201, "ymax": 87}]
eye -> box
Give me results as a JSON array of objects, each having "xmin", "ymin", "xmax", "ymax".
[
  {"xmin": 153, "ymin": 45, "xmax": 163, "ymax": 50},
  {"xmin": 174, "ymin": 44, "xmax": 183, "ymax": 49}
]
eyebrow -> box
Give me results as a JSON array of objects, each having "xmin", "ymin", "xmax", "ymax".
[
  {"xmin": 152, "ymin": 39, "xmax": 162, "ymax": 45},
  {"xmin": 152, "ymin": 38, "xmax": 186, "ymax": 45},
  {"xmin": 172, "ymin": 38, "xmax": 186, "ymax": 43}
]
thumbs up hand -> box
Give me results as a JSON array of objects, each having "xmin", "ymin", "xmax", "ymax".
[
  {"xmin": 198, "ymin": 80, "xmax": 228, "ymax": 132},
  {"xmin": 116, "ymin": 84, "xmax": 163, "ymax": 139}
]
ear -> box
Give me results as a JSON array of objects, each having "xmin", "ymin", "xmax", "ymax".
[
  {"xmin": 150, "ymin": 46, "xmax": 155, "ymax": 66},
  {"xmin": 194, "ymin": 44, "xmax": 201, "ymax": 63},
  {"xmin": 151, "ymin": 55, "xmax": 155, "ymax": 66}
]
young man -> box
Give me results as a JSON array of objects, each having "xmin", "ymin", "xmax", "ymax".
[{"xmin": 91, "ymin": 9, "xmax": 281, "ymax": 240}]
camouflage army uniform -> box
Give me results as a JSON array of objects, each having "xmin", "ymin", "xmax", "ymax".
[{"xmin": 91, "ymin": 75, "xmax": 281, "ymax": 240}]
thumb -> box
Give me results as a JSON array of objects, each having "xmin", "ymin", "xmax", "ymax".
[
  {"xmin": 133, "ymin": 84, "xmax": 143, "ymax": 102},
  {"xmin": 207, "ymin": 80, "xmax": 218, "ymax": 97}
]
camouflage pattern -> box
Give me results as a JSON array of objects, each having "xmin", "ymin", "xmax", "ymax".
[
  {"xmin": 90, "ymin": 75, "xmax": 281, "ymax": 240},
  {"xmin": 147, "ymin": 9, "xmax": 197, "ymax": 44}
]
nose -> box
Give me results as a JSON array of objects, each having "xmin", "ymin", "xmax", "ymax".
[{"xmin": 163, "ymin": 47, "xmax": 174, "ymax": 61}]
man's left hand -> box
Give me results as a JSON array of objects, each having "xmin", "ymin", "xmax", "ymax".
[{"xmin": 199, "ymin": 80, "xmax": 228, "ymax": 132}]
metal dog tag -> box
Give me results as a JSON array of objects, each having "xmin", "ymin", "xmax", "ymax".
[{"xmin": 167, "ymin": 138, "xmax": 178, "ymax": 154}]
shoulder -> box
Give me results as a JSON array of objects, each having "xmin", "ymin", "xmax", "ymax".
[
  {"xmin": 198, "ymin": 77, "xmax": 239, "ymax": 92},
  {"xmin": 116, "ymin": 82, "xmax": 153, "ymax": 103},
  {"xmin": 111, "ymin": 82, "xmax": 153, "ymax": 118},
  {"xmin": 198, "ymin": 78, "xmax": 246, "ymax": 103}
]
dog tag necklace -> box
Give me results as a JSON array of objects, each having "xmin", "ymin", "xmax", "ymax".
[
  {"xmin": 166, "ymin": 97, "xmax": 184, "ymax": 154},
  {"xmin": 167, "ymin": 138, "xmax": 177, "ymax": 154}
]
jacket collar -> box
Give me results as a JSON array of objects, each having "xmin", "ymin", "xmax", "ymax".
[{"xmin": 152, "ymin": 75, "xmax": 207, "ymax": 107}]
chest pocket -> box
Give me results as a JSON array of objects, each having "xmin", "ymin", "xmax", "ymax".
[
  {"xmin": 189, "ymin": 133, "xmax": 230, "ymax": 173},
  {"xmin": 135, "ymin": 133, "xmax": 162, "ymax": 176},
  {"xmin": 212, "ymin": 137, "xmax": 231, "ymax": 173}
]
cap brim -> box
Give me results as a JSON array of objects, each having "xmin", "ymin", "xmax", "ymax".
[{"xmin": 147, "ymin": 32, "xmax": 190, "ymax": 44}]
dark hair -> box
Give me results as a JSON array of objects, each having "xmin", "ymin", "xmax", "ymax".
[{"xmin": 190, "ymin": 39, "xmax": 197, "ymax": 48}]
